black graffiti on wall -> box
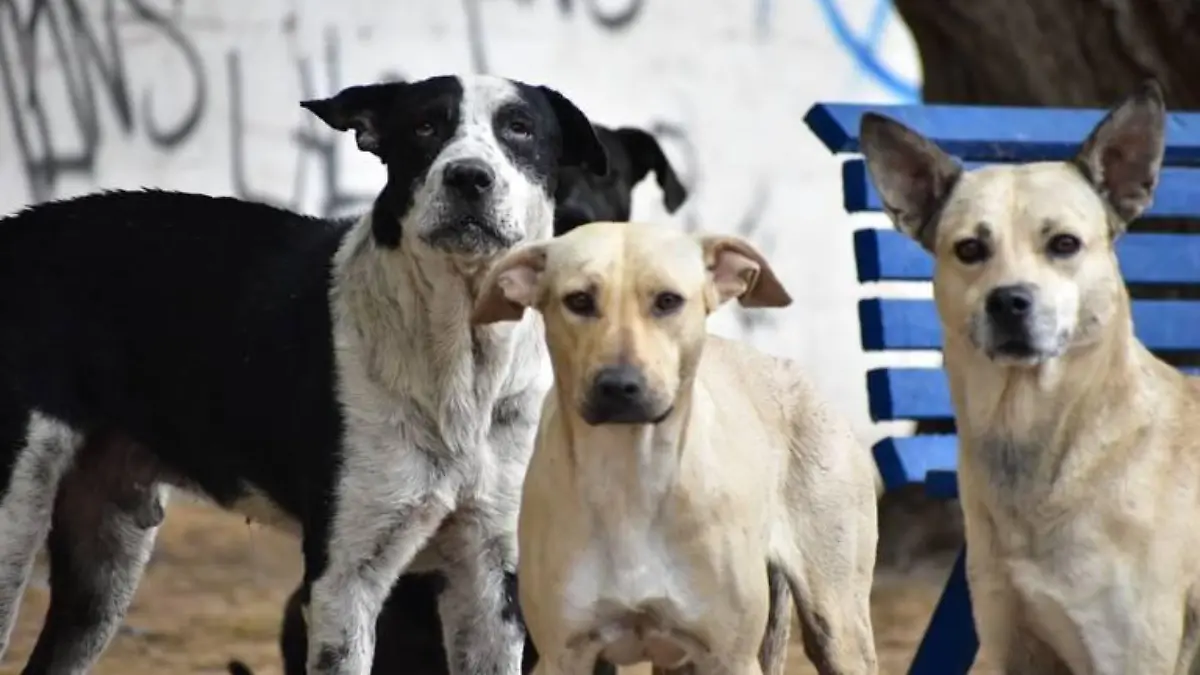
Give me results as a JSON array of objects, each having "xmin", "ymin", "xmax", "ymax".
[
  {"xmin": 650, "ymin": 119, "xmax": 778, "ymax": 338},
  {"xmin": 0, "ymin": 0, "xmax": 207, "ymax": 201},
  {"xmin": 464, "ymin": 0, "xmax": 646, "ymax": 73},
  {"xmin": 227, "ymin": 28, "xmax": 382, "ymax": 218}
]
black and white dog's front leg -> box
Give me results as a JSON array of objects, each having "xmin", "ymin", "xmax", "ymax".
[
  {"xmin": 437, "ymin": 516, "xmax": 524, "ymax": 675},
  {"xmin": 306, "ymin": 462, "xmax": 454, "ymax": 675}
]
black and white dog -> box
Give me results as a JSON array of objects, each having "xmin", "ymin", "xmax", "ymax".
[
  {"xmin": 0, "ymin": 74, "xmax": 608, "ymax": 675},
  {"xmin": 227, "ymin": 121, "xmax": 690, "ymax": 675}
]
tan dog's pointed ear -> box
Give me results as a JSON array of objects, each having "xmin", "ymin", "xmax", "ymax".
[
  {"xmin": 698, "ymin": 235, "xmax": 792, "ymax": 310},
  {"xmin": 471, "ymin": 243, "xmax": 549, "ymax": 325},
  {"xmin": 1073, "ymin": 79, "xmax": 1166, "ymax": 233},
  {"xmin": 859, "ymin": 113, "xmax": 961, "ymax": 252}
]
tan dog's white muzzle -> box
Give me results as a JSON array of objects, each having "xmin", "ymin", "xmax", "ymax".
[{"xmin": 974, "ymin": 282, "xmax": 1066, "ymax": 363}]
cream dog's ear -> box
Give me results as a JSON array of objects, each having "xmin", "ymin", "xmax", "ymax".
[
  {"xmin": 471, "ymin": 243, "xmax": 549, "ymax": 325},
  {"xmin": 697, "ymin": 234, "xmax": 792, "ymax": 310}
]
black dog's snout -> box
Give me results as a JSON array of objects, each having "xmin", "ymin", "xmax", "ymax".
[
  {"xmin": 443, "ymin": 159, "xmax": 496, "ymax": 197},
  {"xmin": 584, "ymin": 364, "xmax": 658, "ymax": 425},
  {"xmin": 986, "ymin": 285, "xmax": 1035, "ymax": 321}
]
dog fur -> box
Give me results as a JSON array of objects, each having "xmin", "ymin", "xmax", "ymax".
[
  {"xmin": 231, "ymin": 120, "xmax": 693, "ymax": 675},
  {"xmin": 471, "ymin": 221, "xmax": 879, "ymax": 674},
  {"xmin": 860, "ymin": 81, "xmax": 1200, "ymax": 673},
  {"xmin": 0, "ymin": 74, "xmax": 608, "ymax": 675}
]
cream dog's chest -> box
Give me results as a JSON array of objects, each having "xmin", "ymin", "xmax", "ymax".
[{"xmin": 560, "ymin": 525, "xmax": 703, "ymax": 628}]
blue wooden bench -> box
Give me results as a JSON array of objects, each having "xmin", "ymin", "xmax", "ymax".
[{"xmin": 803, "ymin": 102, "xmax": 1200, "ymax": 674}]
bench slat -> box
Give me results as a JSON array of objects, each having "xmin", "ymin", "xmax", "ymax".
[
  {"xmin": 867, "ymin": 368, "xmax": 952, "ymax": 421},
  {"xmin": 859, "ymin": 299, "xmax": 1200, "ymax": 352},
  {"xmin": 869, "ymin": 366, "xmax": 1200, "ymax": 421},
  {"xmin": 843, "ymin": 160, "xmax": 1200, "ymax": 220},
  {"xmin": 872, "ymin": 435, "xmax": 957, "ymax": 491},
  {"xmin": 805, "ymin": 103, "xmax": 1200, "ymax": 164},
  {"xmin": 854, "ymin": 228, "xmax": 1200, "ymax": 285}
]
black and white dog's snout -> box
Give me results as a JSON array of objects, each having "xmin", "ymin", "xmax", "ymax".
[{"xmin": 444, "ymin": 158, "xmax": 497, "ymax": 199}]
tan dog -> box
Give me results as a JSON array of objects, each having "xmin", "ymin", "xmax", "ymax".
[
  {"xmin": 470, "ymin": 221, "xmax": 879, "ymax": 675},
  {"xmin": 860, "ymin": 82, "xmax": 1200, "ymax": 674}
]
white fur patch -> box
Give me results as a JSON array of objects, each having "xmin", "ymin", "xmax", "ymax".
[{"xmin": 0, "ymin": 412, "xmax": 83, "ymax": 656}]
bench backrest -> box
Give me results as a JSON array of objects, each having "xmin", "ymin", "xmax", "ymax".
[{"xmin": 803, "ymin": 103, "xmax": 1200, "ymax": 497}]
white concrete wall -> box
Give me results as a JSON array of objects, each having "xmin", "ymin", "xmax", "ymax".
[{"xmin": 0, "ymin": 0, "xmax": 922, "ymax": 441}]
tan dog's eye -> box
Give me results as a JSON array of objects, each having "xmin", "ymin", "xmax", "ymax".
[
  {"xmin": 953, "ymin": 238, "xmax": 990, "ymax": 265},
  {"xmin": 652, "ymin": 292, "xmax": 685, "ymax": 316},
  {"xmin": 1047, "ymin": 233, "xmax": 1082, "ymax": 258},
  {"xmin": 562, "ymin": 291, "xmax": 598, "ymax": 317}
]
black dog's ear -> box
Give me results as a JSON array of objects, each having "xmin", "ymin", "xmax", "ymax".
[
  {"xmin": 301, "ymin": 82, "xmax": 402, "ymax": 156},
  {"xmin": 538, "ymin": 86, "xmax": 609, "ymax": 177},
  {"xmin": 615, "ymin": 127, "xmax": 688, "ymax": 213}
]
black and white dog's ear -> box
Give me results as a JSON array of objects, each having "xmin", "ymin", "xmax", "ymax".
[
  {"xmin": 538, "ymin": 86, "xmax": 610, "ymax": 177},
  {"xmin": 301, "ymin": 82, "xmax": 402, "ymax": 156},
  {"xmin": 614, "ymin": 127, "xmax": 688, "ymax": 213}
]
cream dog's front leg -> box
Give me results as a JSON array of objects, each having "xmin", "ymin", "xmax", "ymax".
[{"xmin": 961, "ymin": 498, "xmax": 1067, "ymax": 675}]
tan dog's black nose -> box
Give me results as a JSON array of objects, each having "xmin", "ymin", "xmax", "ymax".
[
  {"xmin": 584, "ymin": 364, "xmax": 660, "ymax": 425},
  {"xmin": 986, "ymin": 285, "xmax": 1035, "ymax": 322}
]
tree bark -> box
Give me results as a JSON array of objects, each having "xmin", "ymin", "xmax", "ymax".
[{"xmin": 895, "ymin": 0, "xmax": 1200, "ymax": 110}]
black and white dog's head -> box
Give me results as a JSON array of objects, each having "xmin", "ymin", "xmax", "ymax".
[
  {"xmin": 553, "ymin": 125, "xmax": 687, "ymax": 235},
  {"xmin": 301, "ymin": 75, "xmax": 609, "ymax": 256}
]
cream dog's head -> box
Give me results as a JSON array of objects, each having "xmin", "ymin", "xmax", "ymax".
[
  {"xmin": 471, "ymin": 221, "xmax": 791, "ymax": 425},
  {"xmin": 859, "ymin": 82, "xmax": 1166, "ymax": 367}
]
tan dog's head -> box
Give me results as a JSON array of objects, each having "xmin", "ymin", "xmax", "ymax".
[
  {"xmin": 471, "ymin": 221, "xmax": 792, "ymax": 425},
  {"xmin": 860, "ymin": 82, "xmax": 1166, "ymax": 367}
]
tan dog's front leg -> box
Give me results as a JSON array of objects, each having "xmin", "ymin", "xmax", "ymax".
[{"xmin": 961, "ymin": 500, "xmax": 1067, "ymax": 674}]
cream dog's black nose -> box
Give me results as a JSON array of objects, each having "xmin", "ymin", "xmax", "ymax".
[
  {"xmin": 986, "ymin": 284, "xmax": 1035, "ymax": 322},
  {"xmin": 584, "ymin": 364, "xmax": 657, "ymax": 425}
]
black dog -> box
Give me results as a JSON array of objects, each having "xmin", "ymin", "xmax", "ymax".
[{"xmin": 225, "ymin": 122, "xmax": 688, "ymax": 675}]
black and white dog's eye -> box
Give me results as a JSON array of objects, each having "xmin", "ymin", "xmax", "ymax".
[
  {"xmin": 652, "ymin": 292, "xmax": 685, "ymax": 316},
  {"xmin": 953, "ymin": 238, "xmax": 990, "ymax": 265},
  {"xmin": 507, "ymin": 119, "xmax": 533, "ymax": 138},
  {"xmin": 1047, "ymin": 233, "xmax": 1082, "ymax": 257},
  {"xmin": 414, "ymin": 121, "xmax": 436, "ymax": 137},
  {"xmin": 562, "ymin": 291, "xmax": 597, "ymax": 317}
]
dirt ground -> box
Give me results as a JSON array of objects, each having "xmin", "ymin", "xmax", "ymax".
[{"xmin": 1, "ymin": 496, "xmax": 994, "ymax": 675}]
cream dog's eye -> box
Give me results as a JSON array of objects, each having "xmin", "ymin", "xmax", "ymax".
[
  {"xmin": 652, "ymin": 292, "xmax": 685, "ymax": 316},
  {"xmin": 1047, "ymin": 233, "xmax": 1082, "ymax": 257},
  {"xmin": 562, "ymin": 291, "xmax": 598, "ymax": 317},
  {"xmin": 953, "ymin": 238, "xmax": 990, "ymax": 264}
]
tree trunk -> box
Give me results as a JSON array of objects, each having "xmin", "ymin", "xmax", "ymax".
[{"xmin": 895, "ymin": 0, "xmax": 1200, "ymax": 110}]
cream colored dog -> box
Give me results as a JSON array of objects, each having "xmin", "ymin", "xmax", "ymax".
[
  {"xmin": 470, "ymin": 220, "xmax": 879, "ymax": 675},
  {"xmin": 860, "ymin": 81, "xmax": 1200, "ymax": 674}
]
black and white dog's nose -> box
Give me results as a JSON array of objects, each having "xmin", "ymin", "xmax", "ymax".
[
  {"xmin": 986, "ymin": 284, "xmax": 1035, "ymax": 322},
  {"xmin": 443, "ymin": 159, "xmax": 496, "ymax": 197}
]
